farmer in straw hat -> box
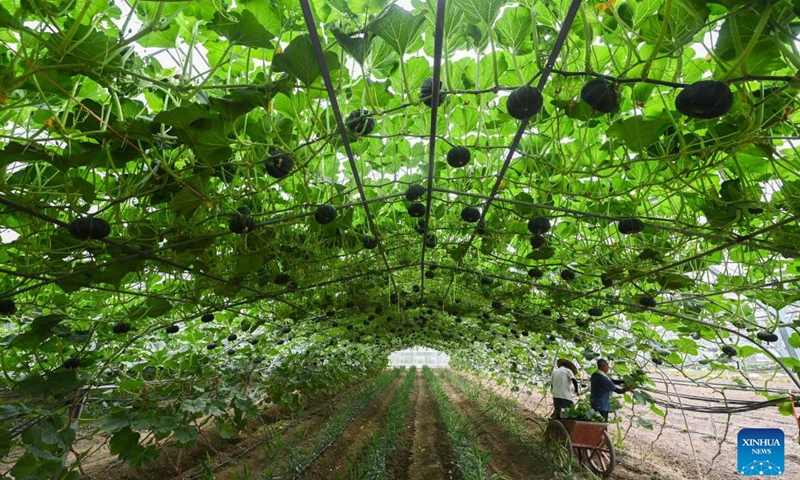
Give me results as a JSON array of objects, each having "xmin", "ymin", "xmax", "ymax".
[{"xmin": 551, "ymin": 358, "xmax": 579, "ymax": 418}]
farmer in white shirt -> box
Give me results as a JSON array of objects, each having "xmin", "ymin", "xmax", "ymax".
[{"xmin": 551, "ymin": 358, "xmax": 579, "ymax": 418}]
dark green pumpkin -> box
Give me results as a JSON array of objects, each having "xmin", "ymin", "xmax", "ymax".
[
  {"xmin": 229, "ymin": 211, "xmax": 256, "ymax": 234},
  {"xmin": 68, "ymin": 217, "xmax": 111, "ymax": 241},
  {"xmin": 447, "ymin": 146, "xmax": 471, "ymax": 168},
  {"xmin": 407, "ymin": 202, "xmax": 426, "ymax": 217},
  {"xmin": 201, "ymin": 313, "xmax": 215, "ymax": 323},
  {"xmin": 207, "ymin": 343, "xmax": 217, "ymax": 350},
  {"xmin": 581, "ymin": 77, "xmax": 619, "ymax": 113},
  {"xmin": 406, "ymin": 184, "xmax": 426, "ymax": 201},
  {"xmin": 425, "ymin": 270, "xmax": 435, "ymax": 279},
  {"xmin": 346, "ymin": 109, "xmax": 375, "ymax": 135},
  {"xmin": 227, "ymin": 334, "xmax": 238, "ymax": 342},
  {"xmin": 638, "ymin": 296, "xmax": 657, "ymax": 308},
  {"xmin": 62, "ymin": 358, "xmax": 81, "ymax": 369},
  {"xmin": 112, "ymin": 322, "xmax": 131, "ymax": 334},
  {"xmin": 601, "ymin": 274, "xmax": 614, "ymax": 287},
  {"xmin": 560, "ymin": 269, "xmax": 576, "ymax": 281},
  {"xmin": 507, "ymin": 86, "xmax": 543, "ymax": 120},
  {"xmin": 481, "ymin": 276, "xmax": 493, "ymax": 285},
  {"xmin": 588, "ymin": 308, "xmax": 603, "ymax": 317},
  {"xmin": 424, "ymin": 233, "xmax": 437, "ymax": 248},
  {"xmin": 528, "ymin": 268, "xmax": 543, "ymax": 278},
  {"xmin": 475, "ymin": 221, "xmax": 486, "ymax": 235},
  {"xmin": 527, "ymin": 216, "xmax": 551, "ymax": 234},
  {"xmin": 314, "ymin": 204, "xmax": 337, "ymax": 224},
  {"xmin": 675, "ymin": 81, "xmax": 733, "ymax": 119},
  {"xmin": 617, "ymin": 218, "xmax": 644, "ymax": 234},
  {"xmin": 757, "ymin": 332, "xmax": 779, "ymax": 342},
  {"xmin": 420, "ymin": 77, "xmax": 445, "ymax": 107},
  {"xmin": 461, "ymin": 206, "xmax": 481, "ymax": 223},
  {"xmin": 0, "ymin": 299, "xmax": 16, "ymax": 315},
  {"xmin": 362, "ymin": 235, "xmax": 378, "ymax": 249},
  {"xmin": 529, "ymin": 234, "xmax": 547, "ymax": 249},
  {"xmin": 165, "ymin": 325, "xmax": 180, "ymax": 334},
  {"xmin": 265, "ymin": 150, "xmax": 294, "ymax": 179},
  {"xmin": 722, "ymin": 345, "xmax": 737, "ymax": 356},
  {"xmin": 274, "ymin": 273, "xmax": 291, "ymax": 285}
]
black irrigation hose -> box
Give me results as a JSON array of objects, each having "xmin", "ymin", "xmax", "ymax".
[
  {"xmin": 651, "ymin": 396, "xmax": 791, "ymax": 414},
  {"xmin": 648, "ymin": 388, "xmax": 777, "ymax": 405},
  {"xmin": 652, "ymin": 377, "xmax": 798, "ymax": 394}
]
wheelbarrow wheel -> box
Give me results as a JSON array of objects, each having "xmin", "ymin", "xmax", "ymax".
[
  {"xmin": 586, "ymin": 429, "xmax": 615, "ymax": 478},
  {"xmin": 545, "ymin": 420, "xmax": 573, "ymax": 470}
]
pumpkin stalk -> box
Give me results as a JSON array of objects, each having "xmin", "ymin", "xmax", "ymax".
[{"xmin": 721, "ymin": 5, "xmax": 773, "ymax": 83}]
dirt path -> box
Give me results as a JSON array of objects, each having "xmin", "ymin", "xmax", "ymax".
[
  {"xmin": 471, "ymin": 371, "xmax": 800, "ymax": 480},
  {"xmin": 435, "ymin": 371, "xmax": 554, "ymax": 479},
  {"xmin": 297, "ymin": 369, "xmax": 408, "ymax": 480},
  {"xmin": 389, "ymin": 371, "xmax": 459, "ymax": 480}
]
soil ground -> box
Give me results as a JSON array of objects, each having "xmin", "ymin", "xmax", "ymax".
[
  {"xmin": 479, "ymin": 369, "xmax": 800, "ymax": 480},
  {"xmin": 72, "ymin": 367, "xmax": 799, "ymax": 480},
  {"xmin": 80, "ymin": 377, "xmax": 372, "ymax": 480},
  {"xmin": 388, "ymin": 371, "xmax": 459, "ymax": 480},
  {"xmin": 81, "ymin": 405, "xmax": 288, "ymax": 480},
  {"xmin": 435, "ymin": 370, "xmax": 556, "ymax": 479},
  {"xmin": 296, "ymin": 369, "xmax": 408, "ymax": 479}
]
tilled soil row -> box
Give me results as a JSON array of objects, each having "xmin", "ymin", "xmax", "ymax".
[
  {"xmin": 435, "ymin": 371, "xmax": 555, "ymax": 479},
  {"xmin": 82, "ymin": 375, "xmax": 387, "ymax": 480},
  {"xmin": 297, "ymin": 368, "xmax": 409, "ymax": 480},
  {"xmin": 388, "ymin": 371, "xmax": 459, "ymax": 480},
  {"xmin": 184, "ymin": 374, "xmax": 392, "ymax": 480}
]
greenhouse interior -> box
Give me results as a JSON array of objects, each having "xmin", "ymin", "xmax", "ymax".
[{"xmin": 2, "ymin": 0, "xmax": 800, "ymax": 478}]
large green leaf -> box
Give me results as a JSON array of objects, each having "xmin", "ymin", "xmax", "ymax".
[
  {"xmin": 273, "ymin": 35, "xmax": 341, "ymax": 85},
  {"xmin": 369, "ymin": 5, "xmax": 425, "ymax": 56},
  {"xmin": 17, "ymin": 370, "xmax": 82, "ymax": 398},
  {"xmin": 208, "ymin": 10, "xmax": 275, "ymax": 48},
  {"xmin": 332, "ymin": 28, "xmax": 372, "ymax": 65},
  {"xmin": 453, "ymin": 0, "xmax": 506, "ymax": 26},
  {"xmin": 606, "ymin": 116, "xmax": 671, "ymax": 152},
  {"xmin": 10, "ymin": 314, "xmax": 66, "ymax": 349},
  {"xmin": 169, "ymin": 174, "xmax": 210, "ymax": 218},
  {"xmin": 495, "ymin": 6, "xmax": 533, "ymax": 54}
]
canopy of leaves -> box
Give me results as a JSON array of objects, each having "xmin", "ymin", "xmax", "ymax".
[{"xmin": 1, "ymin": 0, "xmax": 800, "ymax": 471}]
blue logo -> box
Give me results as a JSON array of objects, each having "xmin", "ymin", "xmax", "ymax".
[{"xmin": 738, "ymin": 428, "xmax": 784, "ymax": 476}]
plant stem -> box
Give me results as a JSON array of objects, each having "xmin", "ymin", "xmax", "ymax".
[
  {"xmin": 489, "ymin": 30, "xmax": 500, "ymax": 88},
  {"xmin": 640, "ymin": 0, "xmax": 672, "ymax": 79},
  {"xmin": 59, "ymin": 0, "xmax": 96, "ymax": 53},
  {"xmin": 722, "ymin": 5, "xmax": 773, "ymax": 82}
]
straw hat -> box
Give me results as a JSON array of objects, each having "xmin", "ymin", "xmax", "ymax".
[{"xmin": 557, "ymin": 358, "xmax": 578, "ymax": 375}]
